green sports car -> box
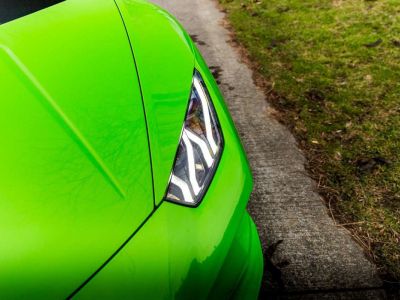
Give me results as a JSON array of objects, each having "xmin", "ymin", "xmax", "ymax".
[{"xmin": 0, "ymin": 0, "xmax": 263, "ymax": 298}]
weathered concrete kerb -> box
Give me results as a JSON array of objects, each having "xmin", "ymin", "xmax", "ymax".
[{"xmin": 151, "ymin": 0, "xmax": 384, "ymax": 298}]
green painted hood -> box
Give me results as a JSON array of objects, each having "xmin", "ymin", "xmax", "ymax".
[
  {"xmin": 115, "ymin": 0, "xmax": 196, "ymax": 205},
  {"xmin": 0, "ymin": 0, "xmax": 155, "ymax": 297}
]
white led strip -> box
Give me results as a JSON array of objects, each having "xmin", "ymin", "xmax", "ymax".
[
  {"xmin": 182, "ymin": 132, "xmax": 201, "ymax": 196},
  {"xmin": 170, "ymin": 175, "xmax": 194, "ymax": 203},
  {"xmin": 184, "ymin": 129, "xmax": 214, "ymax": 168},
  {"xmin": 193, "ymin": 77, "xmax": 218, "ymax": 155}
]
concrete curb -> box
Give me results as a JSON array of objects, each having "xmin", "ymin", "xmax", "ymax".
[{"xmin": 151, "ymin": 0, "xmax": 382, "ymax": 295}]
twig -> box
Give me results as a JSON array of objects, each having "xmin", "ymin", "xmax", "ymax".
[
  {"xmin": 337, "ymin": 221, "xmax": 366, "ymax": 227},
  {"xmin": 265, "ymin": 81, "xmax": 275, "ymax": 95},
  {"xmin": 317, "ymin": 174, "xmax": 323, "ymax": 188},
  {"xmin": 328, "ymin": 197, "xmax": 337, "ymax": 225}
]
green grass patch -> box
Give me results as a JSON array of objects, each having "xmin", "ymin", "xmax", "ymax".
[{"xmin": 219, "ymin": 0, "xmax": 400, "ymax": 280}]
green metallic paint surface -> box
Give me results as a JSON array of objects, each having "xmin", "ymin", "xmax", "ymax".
[
  {"xmin": 0, "ymin": 0, "xmax": 153, "ymax": 298},
  {"xmin": 115, "ymin": 0, "xmax": 196, "ymax": 205},
  {"xmin": 76, "ymin": 54, "xmax": 263, "ymax": 299}
]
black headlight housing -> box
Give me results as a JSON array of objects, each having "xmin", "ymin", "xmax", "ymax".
[{"xmin": 164, "ymin": 70, "xmax": 224, "ymax": 207}]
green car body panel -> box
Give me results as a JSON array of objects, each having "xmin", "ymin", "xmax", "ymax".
[
  {"xmin": 114, "ymin": 0, "xmax": 196, "ymax": 206},
  {"xmin": 76, "ymin": 54, "xmax": 263, "ymax": 299},
  {"xmin": 0, "ymin": 0, "xmax": 154, "ymax": 297},
  {"xmin": 0, "ymin": 0, "xmax": 263, "ymax": 299}
]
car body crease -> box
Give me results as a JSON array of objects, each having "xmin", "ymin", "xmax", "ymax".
[
  {"xmin": 66, "ymin": 208, "xmax": 158, "ymax": 299},
  {"xmin": 66, "ymin": 2, "xmax": 163, "ymax": 297},
  {"xmin": 0, "ymin": 44, "xmax": 126, "ymax": 198},
  {"xmin": 112, "ymin": 0, "xmax": 157, "ymax": 207}
]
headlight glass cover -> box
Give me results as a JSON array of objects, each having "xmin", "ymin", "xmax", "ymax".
[{"xmin": 164, "ymin": 70, "xmax": 223, "ymax": 207}]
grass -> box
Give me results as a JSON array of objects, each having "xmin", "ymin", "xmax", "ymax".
[{"xmin": 219, "ymin": 0, "xmax": 400, "ymax": 281}]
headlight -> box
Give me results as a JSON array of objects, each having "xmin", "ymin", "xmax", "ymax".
[{"xmin": 164, "ymin": 70, "xmax": 224, "ymax": 207}]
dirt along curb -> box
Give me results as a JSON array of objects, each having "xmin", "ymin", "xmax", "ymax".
[{"xmin": 151, "ymin": 0, "xmax": 383, "ymax": 297}]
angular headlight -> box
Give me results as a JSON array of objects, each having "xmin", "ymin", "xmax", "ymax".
[{"xmin": 164, "ymin": 70, "xmax": 224, "ymax": 207}]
